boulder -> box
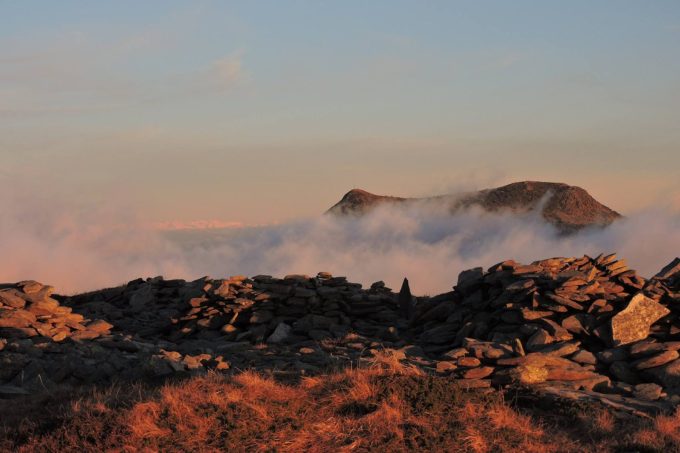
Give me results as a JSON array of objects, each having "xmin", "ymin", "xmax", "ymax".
[{"xmin": 609, "ymin": 293, "xmax": 670, "ymax": 346}]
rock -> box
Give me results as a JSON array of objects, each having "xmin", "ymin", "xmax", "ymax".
[
  {"xmin": 70, "ymin": 330, "xmax": 101, "ymax": 342},
  {"xmin": 0, "ymin": 310, "xmax": 33, "ymax": 328},
  {"xmin": 463, "ymin": 366, "xmax": 494, "ymax": 379},
  {"xmin": 456, "ymin": 267, "xmax": 484, "ymax": 292},
  {"xmin": 526, "ymin": 329, "xmax": 553, "ymax": 351},
  {"xmin": 0, "ymin": 327, "xmax": 37, "ymax": 339},
  {"xmin": 597, "ymin": 348, "xmax": 628, "ymax": 365},
  {"xmin": 398, "ymin": 278, "xmax": 413, "ymax": 319},
  {"xmin": 633, "ymin": 383, "xmax": 664, "ymax": 401},
  {"xmin": 512, "ymin": 338, "xmax": 526, "ymax": 357},
  {"xmin": 250, "ymin": 310, "xmax": 274, "ymax": 324},
  {"xmin": 632, "ymin": 350, "xmax": 680, "ymax": 370},
  {"xmin": 462, "ymin": 339, "xmax": 514, "ymax": 360},
  {"xmin": 189, "ymin": 297, "xmax": 208, "ymax": 308},
  {"xmin": 609, "ymin": 293, "xmax": 670, "ymax": 346},
  {"xmin": 646, "ymin": 359, "xmax": 680, "ymax": 388},
  {"xmin": 435, "ymin": 361, "xmax": 457, "ymax": 374},
  {"xmin": 537, "ymin": 319, "xmax": 573, "ymax": 341},
  {"xmin": 629, "ymin": 340, "xmax": 666, "ymax": 358},
  {"xmin": 148, "ymin": 355, "xmax": 174, "ymax": 377},
  {"xmin": 536, "ymin": 341, "xmax": 581, "ymax": 357},
  {"xmin": 442, "ymin": 348, "xmax": 468, "ymax": 360},
  {"xmin": 267, "ymin": 323, "xmax": 292, "ymax": 344},
  {"xmin": 420, "ymin": 323, "xmax": 459, "ymax": 345},
  {"xmin": 308, "ymin": 329, "xmax": 331, "ymax": 341},
  {"xmin": 609, "ymin": 361, "xmax": 640, "ymax": 385},
  {"xmin": 546, "ymin": 367, "xmax": 602, "ymax": 382},
  {"xmin": 498, "ymin": 365, "xmax": 549, "ymax": 385},
  {"xmin": 85, "ymin": 320, "xmax": 113, "ymax": 333},
  {"xmin": 0, "ymin": 290, "xmax": 27, "ymax": 309},
  {"xmin": 655, "ymin": 258, "xmax": 680, "ymax": 280},
  {"xmin": 561, "ymin": 314, "xmax": 595, "ymax": 336},
  {"xmin": 519, "ymin": 308, "xmax": 553, "ymax": 321},
  {"xmin": 570, "ymin": 350, "xmax": 597, "ymax": 365},
  {"xmin": 17, "ymin": 281, "xmax": 44, "ymax": 295},
  {"xmin": 130, "ymin": 285, "xmax": 155, "ymax": 313},
  {"xmin": 0, "ymin": 385, "xmax": 30, "ymax": 399},
  {"xmin": 457, "ymin": 357, "xmax": 481, "ymax": 368}
]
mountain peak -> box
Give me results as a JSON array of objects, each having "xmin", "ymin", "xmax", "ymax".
[
  {"xmin": 327, "ymin": 181, "xmax": 621, "ymax": 232},
  {"xmin": 328, "ymin": 189, "xmax": 406, "ymax": 215}
]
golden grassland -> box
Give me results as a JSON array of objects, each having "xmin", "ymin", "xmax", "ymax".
[{"xmin": 2, "ymin": 353, "xmax": 680, "ymax": 452}]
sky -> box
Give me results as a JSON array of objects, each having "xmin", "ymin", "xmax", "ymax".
[{"xmin": 2, "ymin": 1, "xmax": 680, "ymax": 225}]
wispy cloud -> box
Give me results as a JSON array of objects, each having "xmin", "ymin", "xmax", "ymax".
[
  {"xmin": 494, "ymin": 52, "xmax": 525, "ymax": 69},
  {"xmin": 211, "ymin": 52, "xmax": 244, "ymax": 88},
  {"xmin": 0, "ymin": 18, "xmax": 245, "ymax": 118}
]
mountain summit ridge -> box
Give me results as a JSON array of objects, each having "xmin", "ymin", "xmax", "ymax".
[{"xmin": 327, "ymin": 181, "xmax": 622, "ymax": 233}]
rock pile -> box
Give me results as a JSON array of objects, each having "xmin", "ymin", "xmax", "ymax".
[
  {"xmin": 66, "ymin": 272, "xmax": 403, "ymax": 347},
  {"xmin": 1, "ymin": 254, "xmax": 679, "ymax": 415},
  {"xmin": 412, "ymin": 254, "xmax": 680, "ymax": 411},
  {"xmin": 0, "ymin": 281, "xmax": 112, "ymax": 343}
]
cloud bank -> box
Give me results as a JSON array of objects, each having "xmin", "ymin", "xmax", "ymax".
[{"xmin": 1, "ymin": 187, "xmax": 678, "ymax": 295}]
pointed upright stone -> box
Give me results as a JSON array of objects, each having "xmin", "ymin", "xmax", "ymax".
[{"xmin": 399, "ymin": 278, "xmax": 413, "ymax": 319}]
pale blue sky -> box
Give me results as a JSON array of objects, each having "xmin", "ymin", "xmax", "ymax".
[{"xmin": 1, "ymin": 1, "xmax": 679, "ymax": 223}]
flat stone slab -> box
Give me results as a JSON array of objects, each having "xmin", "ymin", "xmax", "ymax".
[
  {"xmin": 609, "ymin": 293, "xmax": 670, "ymax": 347},
  {"xmin": 0, "ymin": 385, "xmax": 30, "ymax": 399},
  {"xmin": 532, "ymin": 385, "xmax": 672, "ymax": 416}
]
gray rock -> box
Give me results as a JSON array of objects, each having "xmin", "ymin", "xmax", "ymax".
[
  {"xmin": 249, "ymin": 310, "xmax": 274, "ymax": 324},
  {"xmin": 420, "ymin": 323, "xmax": 460, "ymax": 345},
  {"xmin": 0, "ymin": 385, "xmax": 31, "ymax": 399},
  {"xmin": 609, "ymin": 361, "xmax": 640, "ymax": 385},
  {"xmin": 267, "ymin": 322, "xmax": 292, "ymax": 344},
  {"xmin": 129, "ymin": 285, "xmax": 155, "ymax": 313},
  {"xmin": 456, "ymin": 267, "xmax": 484, "ymax": 292}
]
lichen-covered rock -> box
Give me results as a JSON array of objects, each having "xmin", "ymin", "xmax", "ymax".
[{"xmin": 609, "ymin": 293, "xmax": 670, "ymax": 346}]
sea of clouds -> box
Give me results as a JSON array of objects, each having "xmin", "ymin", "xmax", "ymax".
[{"xmin": 1, "ymin": 186, "xmax": 678, "ymax": 295}]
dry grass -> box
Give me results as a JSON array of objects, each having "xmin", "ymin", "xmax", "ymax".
[{"xmin": 2, "ymin": 362, "xmax": 680, "ymax": 452}]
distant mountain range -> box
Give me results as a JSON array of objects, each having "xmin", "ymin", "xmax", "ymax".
[{"xmin": 326, "ymin": 181, "xmax": 622, "ymax": 233}]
